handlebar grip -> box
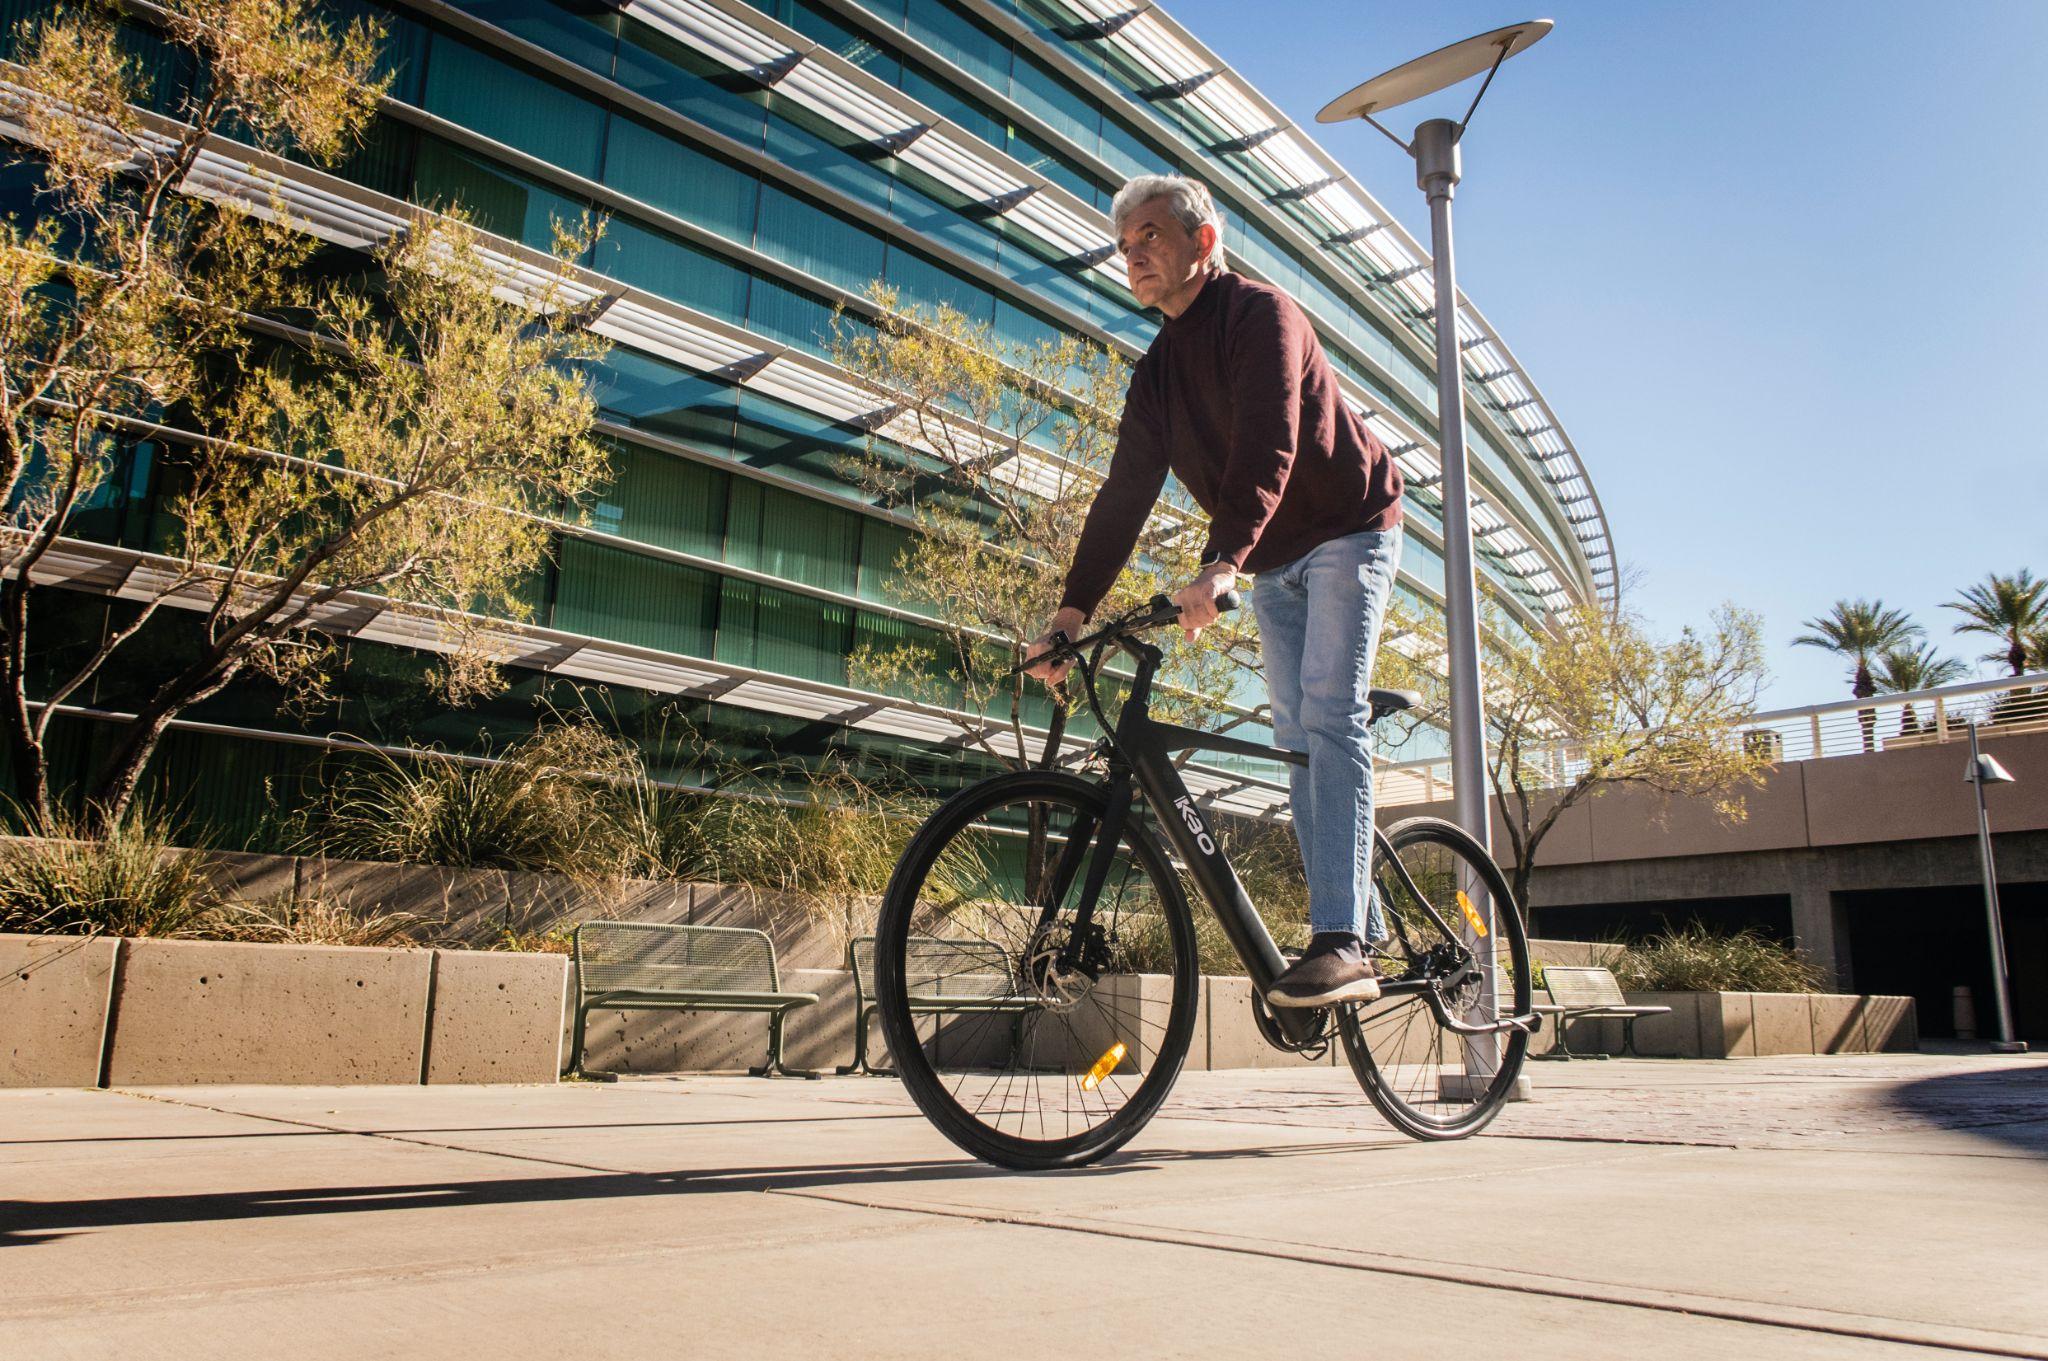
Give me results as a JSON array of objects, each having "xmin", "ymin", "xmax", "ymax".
[{"xmin": 1216, "ymin": 588, "xmax": 1242, "ymax": 614}]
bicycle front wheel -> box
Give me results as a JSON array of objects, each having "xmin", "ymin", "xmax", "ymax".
[
  {"xmin": 875, "ymin": 771, "xmax": 1199, "ymax": 1170},
  {"xmin": 1337, "ymin": 815, "xmax": 1531, "ymax": 1140}
]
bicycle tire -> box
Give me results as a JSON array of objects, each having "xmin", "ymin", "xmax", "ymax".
[
  {"xmin": 1337, "ymin": 815, "xmax": 1531, "ymax": 1140},
  {"xmin": 876, "ymin": 771, "xmax": 1199, "ymax": 1170}
]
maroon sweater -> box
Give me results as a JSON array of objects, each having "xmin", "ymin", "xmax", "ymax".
[{"xmin": 1059, "ymin": 270, "xmax": 1403, "ymax": 618}]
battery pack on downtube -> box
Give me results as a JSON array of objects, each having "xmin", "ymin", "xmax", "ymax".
[{"xmin": 1121, "ymin": 716, "xmax": 1322, "ymax": 1047}]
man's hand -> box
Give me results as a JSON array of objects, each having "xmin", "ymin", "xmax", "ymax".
[
  {"xmin": 1172, "ymin": 563, "xmax": 1238, "ymax": 642},
  {"xmin": 1024, "ymin": 606, "xmax": 1087, "ymax": 685}
]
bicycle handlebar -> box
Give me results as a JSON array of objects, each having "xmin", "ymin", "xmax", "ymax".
[{"xmin": 1006, "ymin": 589, "xmax": 1242, "ymax": 680}]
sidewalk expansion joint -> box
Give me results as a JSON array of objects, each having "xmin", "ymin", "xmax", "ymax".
[{"xmin": 771, "ymin": 1186, "xmax": 2048, "ymax": 1360}]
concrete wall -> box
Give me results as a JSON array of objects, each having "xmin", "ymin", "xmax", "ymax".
[
  {"xmin": 1531, "ymin": 989, "xmax": 1919, "ymax": 1059},
  {"xmin": 1, "ymin": 932, "xmax": 570, "ymax": 1088},
  {"xmin": 1394, "ymin": 725, "xmax": 2048, "ymax": 869},
  {"xmin": 1, "ymin": 935, "xmax": 118, "ymax": 1086}
]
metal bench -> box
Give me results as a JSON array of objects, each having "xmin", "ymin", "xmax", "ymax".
[
  {"xmin": 1533, "ymin": 965, "xmax": 1671, "ymax": 1060},
  {"xmin": 570, "ymin": 922, "xmax": 819, "ymax": 1079},
  {"xmin": 836, "ymin": 935, "xmax": 1042, "ymax": 1076}
]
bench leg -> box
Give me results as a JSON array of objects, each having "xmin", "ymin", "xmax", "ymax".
[
  {"xmin": 838, "ymin": 1005, "xmax": 896, "ymax": 1077},
  {"xmin": 750, "ymin": 1011, "xmax": 821, "ymax": 1079},
  {"xmin": 835, "ymin": 1005, "xmax": 868, "ymax": 1076},
  {"xmin": 1531, "ymin": 1013, "xmax": 1575, "ymax": 1061},
  {"xmin": 1623, "ymin": 1017, "xmax": 1640, "ymax": 1058}
]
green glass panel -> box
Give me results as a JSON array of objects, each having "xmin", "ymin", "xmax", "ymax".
[
  {"xmin": 856, "ymin": 518, "xmax": 917, "ymax": 606},
  {"xmin": 724, "ymin": 480, "xmax": 860, "ymax": 593},
  {"xmin": 761, "ymin": 116, "xmax": 895, "ymax": 215},
  {"xmin": 595, "ymin": 350, "xmax": 739, "ymax": 446},
  {"xmin": 901, "ymin": 66, "xmax": 1003, "ymax": 148},
  {"xmin": 781, "ymin": 0, "xmax": 900, "ymax": 84},
  {"xmin": 421, "ymin": 36, "xmax": 605, "ymax": 180},
  {"xmin": 411, "ymin": 136, "xmax": 587, "ymax": 251},
  {"xmin": 446, "ymin": 0, "xmax": 618, "ymax": 77},
  {"xmin": 324, "ymin": 0, "xmax": 429, "ymax": 104},
  {"xmin": 1007, "ymin": 49, "xmax": 1098, "ymax": 154},
  {"xmin": 755, "ymin": 184, "xmax": 885, "ymax": 294},
  {"xmin": 714, "ymin": 578, "xmax": 851, "ymax": 684},
  {"xmin": 552, "ymin": 539, "xmax": 719, "ymax": 656},
  {"xmin": 884, "ymin": 243, "xmax": 994, "ymax": 326},
  {"xmin": 613, "ymin": 14, "xmax": 770, "ymax": 150},
  {"xmin": 853, "ymin": 610, "xmax": 961, "ymax": 707},
  {"xmin": 587, "ymin": 443, "xmax": 727, "ymax": 558},
  {"xmin": 0, "ymin": 0, "xmax": 59, "ymax": 62},
  {"xmin": 744, "ymin": 275, "xmax": 837, "ymax": 357},
  {"xmin": 903, "ymin": 0, "xmax": 1010, "ymax": 92},
  {"xmin": 603, "ymin": 116, "xmax": 760, "ymax": 244},
  {"xmin": 595, "ymin": 219, "xmax": 749, "ymax": 323},
  {"xmin": 885, "ymin": 181, "xmax": 1004, "ymax": 270},
  {"xmin": 733, "ymin": 389, "xmax": 867, "ymax": 489},
  {"xmin": 332, "ymin": 115, "xmax": 418, "ymax": 200}
]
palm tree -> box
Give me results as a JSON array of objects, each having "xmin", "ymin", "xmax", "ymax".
[
  {"xmin": 1873, "ymin": 644, "xmax": 1967, "ymax": 737},
  {"xmin": 1793, "ymin": 600, "xmax": 1922, "ymax": 751},
  {"xmin": 1945, "ymin": 569, "xmax": 2046, "ymax": 677}
]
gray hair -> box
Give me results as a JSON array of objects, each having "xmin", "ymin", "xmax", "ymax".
[{"xmin": 1110, "ymin": 174, "xmax": 1227, "ymax": 274}]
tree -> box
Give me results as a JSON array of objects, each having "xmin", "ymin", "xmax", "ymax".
[
  {"xmin": 1, "ymin": 0, "xmax": 610, "ymax": 831},
  {"xmin": 1381, "ymin": 595, "xmax": 1772, "ymax": 925},
  {"xmin": 828, "ymin": 283, "xmax": 1261, "ymax": 770},
  {"xmin": 1792, "ymin": 599, "xmax": 1922, "ymax": 751},
  {"xmin": 1944, "ymin": 569, "xmax": 2045, "ymax": 678},
  {"xmin": 1872, "ymin": 643, "xmax": 1967, "ymax": 736}
]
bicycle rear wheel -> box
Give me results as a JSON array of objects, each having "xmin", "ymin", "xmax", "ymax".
[
  {"xmin": 875, "ymin": 771, "xmax": 1199, "ymax": 1170},
  {"xmin": 1337, "ymin": 815, "xmax": 1531, "ymax": 1140}
]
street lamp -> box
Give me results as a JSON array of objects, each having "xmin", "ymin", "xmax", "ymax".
[
  {"xmin": 1319, "ymin": 22, "xmax": 1551, "ymax": 1090},
  {"xmin": 1964, "ymin": 723, "xmax": 2026, "ymax": 1054}
]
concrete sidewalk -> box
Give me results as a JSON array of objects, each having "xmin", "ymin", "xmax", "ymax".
[{"xmin": 4, "ymin": 1054, "xmax": 2045, "ymax": 1359}]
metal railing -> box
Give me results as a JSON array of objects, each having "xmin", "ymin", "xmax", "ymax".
[{"xmin": 1373, "ymin": 671, "xmax": 2048, "ymax": 809}]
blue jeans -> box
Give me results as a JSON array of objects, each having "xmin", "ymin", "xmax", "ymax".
[{"xmin": 1250, "ymin": 526, "xmax": 1402, "ymax": 940}]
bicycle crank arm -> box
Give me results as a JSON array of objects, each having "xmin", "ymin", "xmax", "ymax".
[{"xmin": 1419, "ymin": 991, "xmax": 1545, "ymax": 1037}]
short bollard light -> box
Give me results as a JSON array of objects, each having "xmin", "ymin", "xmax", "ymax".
[{"xmin": 1081, "ymin": 1042, "xmax": 1127, "ymax": 1091}]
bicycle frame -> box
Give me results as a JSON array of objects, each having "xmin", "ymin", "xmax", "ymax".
[{"xmin": 1051, "ymin": 630, "xmax": 1485, "ymax": 1049}]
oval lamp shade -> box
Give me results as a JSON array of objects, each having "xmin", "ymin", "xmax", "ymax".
[{"xmin": 1317, "ymin": 20, "xmax": 1554, "ymax": 123}]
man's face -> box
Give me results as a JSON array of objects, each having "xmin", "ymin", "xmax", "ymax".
[{"xmin": 1117, "ymin": 197, "xmax": 1213, "ymax": 314}]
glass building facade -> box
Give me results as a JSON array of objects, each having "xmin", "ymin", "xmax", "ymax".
[{"xmin": 4, "ymin": 0, "xmax": 1613, "ymax": 843}]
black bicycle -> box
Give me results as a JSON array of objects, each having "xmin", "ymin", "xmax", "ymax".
[{"xmin": 875, "ymin": 592, "xmax": 1539, "ymax": 1169}]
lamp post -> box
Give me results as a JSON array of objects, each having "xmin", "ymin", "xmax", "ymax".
[
  {"xmin": 1964, "ymin": 723, "xmax": 2026, "ymax": 1053},
  {"xmin": 1319, "ymin": 23, "xmax": 1551, "ymax": 1088}
]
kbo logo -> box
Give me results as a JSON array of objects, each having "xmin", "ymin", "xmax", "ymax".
[{"xmin": 1172, "ymin": 796, "xmax": 1216, "ymax": 855}]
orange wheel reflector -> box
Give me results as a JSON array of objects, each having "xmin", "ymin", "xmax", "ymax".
[
  {"xmin": 1080, "ymin": 1041, "xmax": 1127, "ymax": 1091},
  {"xmin": 1457, "ymin": 890, "xmax": 1489, "ymax": 938}
]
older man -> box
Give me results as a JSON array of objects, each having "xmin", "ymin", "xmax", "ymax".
[{"xmin": 1025, "ymin": 174, "xmax": 1404, "ymax": 1008}]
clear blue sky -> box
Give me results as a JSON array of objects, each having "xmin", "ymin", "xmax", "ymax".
[{"xmin": 1160, "ymin": 0, "xmax": 2048, "ymax": 708}]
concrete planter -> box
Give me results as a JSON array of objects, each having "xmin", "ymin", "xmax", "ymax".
[
  {"xmin": 1, "ymin": 932, "xmax": 569, "ymax": 1088},
  {"xmin": 1, "ymin": 935, "xmax": 119, "ymax": 1086},
  {"xmin": 1535, "ymin": 988, "xmax": 1921, "ymax": 1059}
]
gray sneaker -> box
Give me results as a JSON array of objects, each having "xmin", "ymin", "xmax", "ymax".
[{"xmin": 1266, "ymin": 932, "xmax": 1381, "ymax": 1008}]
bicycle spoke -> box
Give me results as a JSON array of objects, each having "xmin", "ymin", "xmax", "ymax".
[{"xmin": 878, "ymin": 776, "xmax": 1197, "ymax": 1165}]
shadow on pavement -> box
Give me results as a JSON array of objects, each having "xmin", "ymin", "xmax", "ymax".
[
  {"xmin": 0, "ymin": 1136, "xmax": 1391, "ymax": 1247},
  {"xmin": 1883, "ymin": 1062, "xmax": 2048, "ymax": 1157}
]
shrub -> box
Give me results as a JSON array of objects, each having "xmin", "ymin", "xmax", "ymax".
[
  {"xmin": 675, "ymin": 764, "xmax": 924, "ymax": 917},
  {"xmin": 304, "ymin": 722, "xmax": 645, "ymax": 885},
  {"xmin": 213, "ymin": 895, "xmax": 430, "ymax": 948},
  {"xmin": 0, "ymin": 807, "xmax": 221, "ymax": 938},
  {"xmin": 1611, "ymin": 924, "xmax": 1824, "ymax": 993}
]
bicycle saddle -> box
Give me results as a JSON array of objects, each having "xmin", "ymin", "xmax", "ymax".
[{"xmin": 1368, "ymin": 688, "xmax": 1421, "ymax": 716}]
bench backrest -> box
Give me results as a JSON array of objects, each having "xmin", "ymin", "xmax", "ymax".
[
  {"xmin": 848, "ymin": 935, "xmax": 1019, "ymax": 999},
  {"xmin": 574, "ymin": 922, "xmax": 781, "ymax": 998},
  {"xmin": 1541, "ymin": 965, "xmax": 1629, "ymax": 1010}
]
